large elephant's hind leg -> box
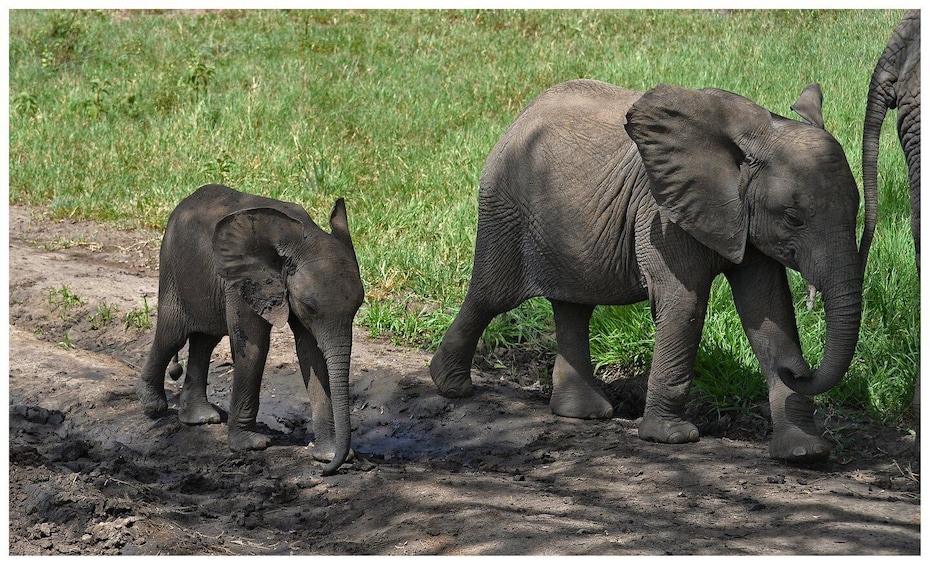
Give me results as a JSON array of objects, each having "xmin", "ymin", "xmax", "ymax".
[
  {"xmin": 549, "ymin": 300, "xmax": 613, "ymax": 419},
  {"xmin": 178, "ymin": 332, "xmax": 223, "ymax": 425},
  {"xmin": 430, "ymin": 290, "xmax": 500, "ymax": 398}
]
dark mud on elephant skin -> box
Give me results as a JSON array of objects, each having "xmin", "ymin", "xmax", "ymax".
[{"xmin": 6, "ymin": 205, "xmax": 920, "ymax": 555}]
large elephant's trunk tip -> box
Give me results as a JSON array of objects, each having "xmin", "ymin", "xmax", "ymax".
[
  {"xmin": 776, "ymin": 353, "xmax": 844, "ymax": 397},
  {"xmin": 320, "ymin": 448, "xmax": 350, "ymax": 476}
]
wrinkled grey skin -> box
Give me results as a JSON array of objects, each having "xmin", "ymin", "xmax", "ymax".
[
  {"xmin": 862, "ymin": 10, "xmax": 920, "ymax": 272},
  {"xmin": 862, "ymin": 10, "xmax": 920, "ymax": 450},
  {"xmin": 137, "ymin": 184, "xmax": 364, "ymax": 476},
  {"xmin": 431, "ymin": 80, "xmax": 875, "ymax": 463}
]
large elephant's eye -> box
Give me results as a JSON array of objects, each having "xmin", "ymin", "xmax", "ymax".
[{"xmin": 785, "ymin": 208, "xmax": 805, "ymax": 228}]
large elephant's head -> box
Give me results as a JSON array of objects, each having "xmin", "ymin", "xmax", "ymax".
[
  {"xmin": 625, "ymin": 83, "xmax": 873, "ymax": 396},
  {"xmin": 212, "ymin": 200, "xmax": 365, "ymax": 475}
]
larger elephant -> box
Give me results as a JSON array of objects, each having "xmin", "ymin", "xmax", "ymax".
[
  {"xmin": 862, "ymin": 10, "xmax": 920, "ymax": 272},
  {"xmin": 137, "ymin": 184, "xmax": 365, "ymax": 476},
  {"xmin": 862, "ymin": 10, "xmax": 920, "ymax": 449},
  {"xmin": 430, "ymin": 80, "xmax": 875, "ymax": 463}
]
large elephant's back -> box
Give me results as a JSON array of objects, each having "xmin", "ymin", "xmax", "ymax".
[{"xmin": 476, "ymin": 80, "xmax": 649, "ymax": 304}]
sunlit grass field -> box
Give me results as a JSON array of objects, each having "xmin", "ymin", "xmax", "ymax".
[{"xmin": 8, "ymin": 9, "xmax": 918, "ymax": 425}]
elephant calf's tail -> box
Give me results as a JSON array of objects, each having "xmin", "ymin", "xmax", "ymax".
[{"xmin": 167, "ymin": 354, "xmax": 183, "ymax": 380}]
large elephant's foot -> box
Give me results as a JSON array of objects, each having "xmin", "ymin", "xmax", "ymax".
[
  {"xmin": 137, "ymin": 381, "xmax": 168, "ymax": 419},
  {"xmin": 549, "ymin": 356, "xmax": 614, "ymax": 419},
  {"xmin": 311, "ymin": 443, "xmax": 356, "ymax": 464},
  {"xmin": 178, "ymin": 394, "xmax": 221, "ymax": 425},
  {"xmin": 229, "ymin": 429, "xmax": 270, "ymax": 451},
  {"xmin": 638, "ymin": 412, "xmax": 700, "ymax": 444},
  {"xmin": 769, "ymin": 390, "xmax": 831, "ymax": 463},
  {"xmin": 770, "ymin": 429, "xmax": 831, "ymax": 463},
  {"xmin": 430, "ymin": 349, "xmax": 475, "ymax": 398}
]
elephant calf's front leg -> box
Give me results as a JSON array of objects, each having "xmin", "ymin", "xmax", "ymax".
[{"xmin": 227, "ymin": 322, "xmax": 272, "ymax": 451}]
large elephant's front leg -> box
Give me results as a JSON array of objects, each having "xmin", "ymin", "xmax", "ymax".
[
  {"xmin": 549, "ymin": 300, "xmax": 614, "ymax": 419},
  {"xmin": 725, "ymin": 255, "xmax": 831, "ymax": 462},
  {"xmin": 226, "ymin": 309, "xmax": 272, "ymax": 451},
  {"xmin": 638, "ymin": 278, "xmax": 709, "ymax": 445}
]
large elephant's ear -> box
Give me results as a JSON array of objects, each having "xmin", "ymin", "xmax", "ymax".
[
  {"xmin": 624, "ymin": 83, "xmax": 769, "ymax": 264},
  {"xmin": 212, "ymin": 207, "xmax": 305, "ymax": 327},
  {"xmin": 790, "ymin": 83, "xmax": 825, "ymax": 128}
]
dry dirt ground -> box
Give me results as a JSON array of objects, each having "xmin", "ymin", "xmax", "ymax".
[{"xmin": 5, "ymin": 204, "xmax": 921, "ymax": 555}]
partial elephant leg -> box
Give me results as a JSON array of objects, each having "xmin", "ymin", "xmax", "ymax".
[
  {"xmin": 291, "ymin": 320, "xmax": 353, "ymax": 464},
  {"xmin": 638, "ymin": 279, "xmax": 709, "ymax": 444},
  {"xmin": 226, "ymin": 312, "xmax": 272, "ymax": 451},
  {"xmin": 549, "ymin": 300, "xmax": 613, "ymax": 419},
  {"xmin": 137, "ymin": 309, "xmax": 187, "ymax": 418},
  {"xmin": 430, "ymin": 290, "xmax": 504, "ymax": 398},
  {"xmin": 178, "ymin": 332, "xmax": 223, "ymax": 425},
  {"xmin": 725, "ymin": 255, "xmax": 831, "ymax": 462}
]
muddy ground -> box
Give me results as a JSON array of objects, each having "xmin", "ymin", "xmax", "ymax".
[{"xmin": 6, "ymin": 204, "xmax": 921, "ymax": 555}]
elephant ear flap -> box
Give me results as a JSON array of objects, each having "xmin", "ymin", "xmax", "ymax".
[
  {"xmin": 790, "ymin": 83, "xmax": 825, "ymax": 128},
  {"xmin": 625, "ymin": 84, "xmax": 764, "ymax": 264},
  {"xmin": 212, "ymin": 208, "xmax": 305, "ymax": 327},
  {"xmin": 329, "ymin": 198, "xmax": 358, "ymax": 259}
]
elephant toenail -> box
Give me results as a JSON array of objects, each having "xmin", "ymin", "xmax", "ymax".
[{"xmin": 792, "ymin": 446, "xmax": 808, "ymax": 457}]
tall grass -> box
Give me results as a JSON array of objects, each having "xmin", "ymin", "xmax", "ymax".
[{"xmin": 8, "ymin": 9, "xmax": 918, "ymax": 424}]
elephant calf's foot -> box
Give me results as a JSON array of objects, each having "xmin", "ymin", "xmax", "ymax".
[
  {"xmin": 178, "ymin": 400, "xmax": 221, "ymax": 425},
  {"xmin": 638, "ymin": 412, "xmax": 700, "ymax": 444},
  {"xmin": 136, "ymin": 382, "xmax": 168, "ymax": 419},
  {"xmin": 229, "ymin": 429, "xmax": 270, "ymax": 451},
  {"xmin": 770, "ymin": 430, "xmax": 832, "ymax": 463},
  {"xmin": 550, "ymin": 379, "xmax": 614, "ymax": 419},
  {"xmin": 429, "ymin": 354, "xmax": 474, "ymax": 398}
]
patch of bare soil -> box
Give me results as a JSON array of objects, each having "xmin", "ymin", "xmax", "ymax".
[{"xmin": 6, "ymin": 205, "xmax": 920, "ymax": 555}]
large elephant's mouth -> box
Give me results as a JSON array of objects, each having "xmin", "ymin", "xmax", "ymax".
[{"xmin": 805, "ymin": 283, "xmax": 817, "ymax": 311}]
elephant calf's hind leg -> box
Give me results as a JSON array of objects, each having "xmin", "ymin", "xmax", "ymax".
[{"xmin": 178, "ymin": 333, "xmax": 223, "ymax": 425}]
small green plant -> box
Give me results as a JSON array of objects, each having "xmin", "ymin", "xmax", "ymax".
[
  {"xmin": 58, "ymin": 330, "xmax": 75, "ymax": 350},
  {"xmin": 179, "ymin": 50, "xmax": 215, "ymax": 99},
  {"xmin": 88, "ymin": 301, "xmax": 119, "ymax": 330},
  {"xmin": 125, "ymin": 297, "xmax": 153, "ymax": 330},
  {"xmin": 12, "ymin": 91, "xmax": 39, "ymax": 119},
  {"xmin": 73, "ymin": 77, "xmax": 111, "ymax": 119},
  {"xmin": 203, "ymin": 148, "xmax": 234, "ymax": 183},
  {"xmin": 47, "ymin": 285, "xmax": 86, "ymax": 319}
]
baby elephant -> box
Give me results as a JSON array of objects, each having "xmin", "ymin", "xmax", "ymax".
[{"xmin": 137, "ymin": 184, "xmax": 365, "ymax": 475}]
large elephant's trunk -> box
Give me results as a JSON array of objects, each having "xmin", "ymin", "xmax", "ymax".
[
  {"xmin": 320, "ymin": 338, "xmax": 353, "ymax": 476},
  {"xmin": 860, "ymin": 72, "xmax": 887, "ymax": 268},
  {"xmin": 776, "ymin": 261, "xmax": 864, "ymax": 396}
]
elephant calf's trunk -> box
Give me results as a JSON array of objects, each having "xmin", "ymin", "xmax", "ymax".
[{"xmin": 319, "ymin": 341, "xmax": 353, "ymax": 477}]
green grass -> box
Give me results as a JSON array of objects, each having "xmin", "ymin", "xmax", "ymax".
[{"xmin": 8, "ymin": 9, "xmax": 918, "ymax": 425}]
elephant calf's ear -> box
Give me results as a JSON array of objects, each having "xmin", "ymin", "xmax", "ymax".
[
  {"xmin": 329, "ymin": 198, "xmax": 357, "ymax": 254},
  {"xmin": 213, "ymin": 208, "xmax": 305, "ymax": 327},
  {"xmin": 790, "ymin": 83, "xmax": 825, "ymax": 129}
]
